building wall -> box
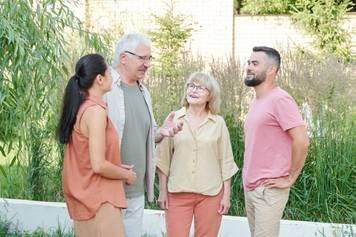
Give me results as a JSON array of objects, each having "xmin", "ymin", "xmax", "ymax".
[
  {"xmin": 234, "ymin": 14, "xmax": 356, "ymax": 62},
  {"xmin": 233, "ymin": 15, "xmax": 314, "ymax": 62},
  {"xmin": 75, "ymin": 1, "xmax": 356, "ymax": 61},
  {"xmin": 79, "ymin": 0, "xmax": 233, "ymax": 59},
  {"xmin": 343, "ymin": 14, "xmax": 356, "ymax": 53}
]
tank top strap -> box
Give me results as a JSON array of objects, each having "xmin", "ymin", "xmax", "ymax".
[{"xmin": 74, "ymin": 99, "xmax": 106, "ymax": 134}]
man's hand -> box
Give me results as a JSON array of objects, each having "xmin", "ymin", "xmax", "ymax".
[
  {"xmin": 159, "ymin": 112, "xmax": 183, "ymax": 137},
  {"xmin": 261, "ymin": 176, "xmax": 293, "ymax": 189}
]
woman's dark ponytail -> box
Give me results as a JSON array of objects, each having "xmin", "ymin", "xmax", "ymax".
[
  {"xmin": 57, "ymin": 75, "xmax": 86, "ymax": 143},
  {"xmin": 57, "ymin": 54, "xmax": 107, "ymax": 144}
]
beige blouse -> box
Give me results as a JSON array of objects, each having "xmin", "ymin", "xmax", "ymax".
[{"xmin": 156, "ymin": 107, "xmax": 238, "ymax": 196}]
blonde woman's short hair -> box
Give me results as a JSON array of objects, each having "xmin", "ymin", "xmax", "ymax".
[{"xmin": 181, "ymin": 72, "xmax": 221, "ymax": 114}]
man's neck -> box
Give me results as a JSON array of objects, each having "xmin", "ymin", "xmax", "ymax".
[
  {"xmin": 254, "ymin": 81, "xmax": 276, "ymax": 99},
  {"xmin": 117, "ymin": 67, "xmax": 138, "ymax": 86}
]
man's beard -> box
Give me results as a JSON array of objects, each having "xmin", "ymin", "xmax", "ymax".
[{"xmin": 244, "ymin": 72, "xmax": 266, "ymax": 87}]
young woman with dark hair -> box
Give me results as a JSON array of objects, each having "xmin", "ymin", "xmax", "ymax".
[{"xmin": 57, "ymin": 53, "xmax": 136, "ymax": 237}]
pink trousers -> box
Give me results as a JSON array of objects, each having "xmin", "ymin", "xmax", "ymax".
[{"xmin": 165, "ymin": 189, "xmax": 223, "ymax": 237}]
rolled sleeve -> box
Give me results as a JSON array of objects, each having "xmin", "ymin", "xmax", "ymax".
[
  {"xmin": 219, "ymin": 119, "xmax": 239, "ymax": 181},
  {"xmin": 155, "ymin": 137, "xmax": 172, "ymax": 176}
]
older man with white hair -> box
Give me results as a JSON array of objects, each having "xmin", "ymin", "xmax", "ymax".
[{"xmin": 105, "ymin": 33, "xmax": 182, "ymax": 237}]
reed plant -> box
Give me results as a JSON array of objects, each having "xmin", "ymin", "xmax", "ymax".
[
  {"xmin": 0, "ymin": 216, "xmax": 73, "ymax": 237},
  {"xmin": 1, "ymin": 48, "xmax": 354, "ymax": 223},
  {"xmin": 147, "ymin": 51, "xmax": 356, "ymax": 224},
  {"xmin": 0, "ymin": 1, "xmax": 354, "ymax": 224}
]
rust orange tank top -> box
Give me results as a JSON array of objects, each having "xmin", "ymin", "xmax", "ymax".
[{"xmin": 62, "ymin": 94, "xmax": 126, "ymax": 221}]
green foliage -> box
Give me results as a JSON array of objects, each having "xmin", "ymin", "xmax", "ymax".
[
  {"xmin": 0, "ymin": 0, "xmax": 355, "ymax": 225},
  {"xmin": 291, "ymin": 0, "xmax": 354, "ymax": 62},
  {"xmin": 0, "ymin": 0, "xmax": 73, "ymax": 200},
  {"xmin": 147, "ymin": 50, "xmax": 356, "ymax": 223},
  {"xmin": 277, "ymin": 51, "xmax": 356, "ymax": 223},
  {"xmin": 288, "ymin": 113, "xmax": 356, "ymax": 223},
  {"xmin": 224, "ymin": 115, "xmax": 245, "ymax": 216},
  {"xmin": 239, "ymin": 0, "xmax": 295, "ymax": 14},
  {"xmin": 149, "ymin": 1, "xmax": 194, "ymax": 78},
  {"xmin": 0, "ymin": 216, "xmax": 73, "ymax": 236},
  {"xmin": 148, "ymin": 0, "xmax": 194, "ymax": 111},
  {"xmin": 0, "ymin": 0, "xmax": 113, "ymax": 200},
  {"xmin": 0, "ymin": 216, "xmax": 17, "ymax": 237},
  {"xmin": 235, "ymin": 0, "xmax": 354, "ymax": 62}
]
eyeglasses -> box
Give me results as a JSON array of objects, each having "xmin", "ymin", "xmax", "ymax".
[
  {"xmin": 125, "ymin": 51, "xmax": 153, "ymax": 62},
  {"xmin": 187, "ymin": 83, "xmax": 208, "ymax": 93}
]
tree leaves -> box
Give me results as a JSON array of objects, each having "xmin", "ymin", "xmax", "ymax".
[{"xmin": 0, "ymin": 0, "xmax": 113, "ymax": 199}]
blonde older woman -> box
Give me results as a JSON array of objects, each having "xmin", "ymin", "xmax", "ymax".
[{"xmin": 156, "ymin": 72, "xmax": 238, "ymax": 237}]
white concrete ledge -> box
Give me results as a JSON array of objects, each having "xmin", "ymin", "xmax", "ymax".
[{"xmin": 0, "ymin": 198, "xmax": 354, "ymax": 236}]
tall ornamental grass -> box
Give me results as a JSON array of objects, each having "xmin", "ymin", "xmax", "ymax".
[
  {"xmin": 0, "ymin": 1, "xmax": 354, "ymax": 223},
  {"xmin": 147, "ymin": 51, "xmax": 356, "ymax": 224}
]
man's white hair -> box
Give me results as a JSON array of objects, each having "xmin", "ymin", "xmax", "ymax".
[{"xmin": 112, "ymin": 33, "xmax": 151, "ymax": 68}]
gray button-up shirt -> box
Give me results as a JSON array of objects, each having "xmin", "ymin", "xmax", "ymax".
[{"xmin": 104, "ymin": 68, "xmax": 157, "ymax": 202}]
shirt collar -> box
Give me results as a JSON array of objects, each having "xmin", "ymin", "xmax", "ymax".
[{"xmin": 176, "ymin": 107, "xmax": 217, "ymax": 122}]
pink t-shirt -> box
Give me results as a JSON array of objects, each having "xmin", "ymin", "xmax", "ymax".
[{"xmin": 243, "ymin": 87, "xmax": 304, "ymax": 190}]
